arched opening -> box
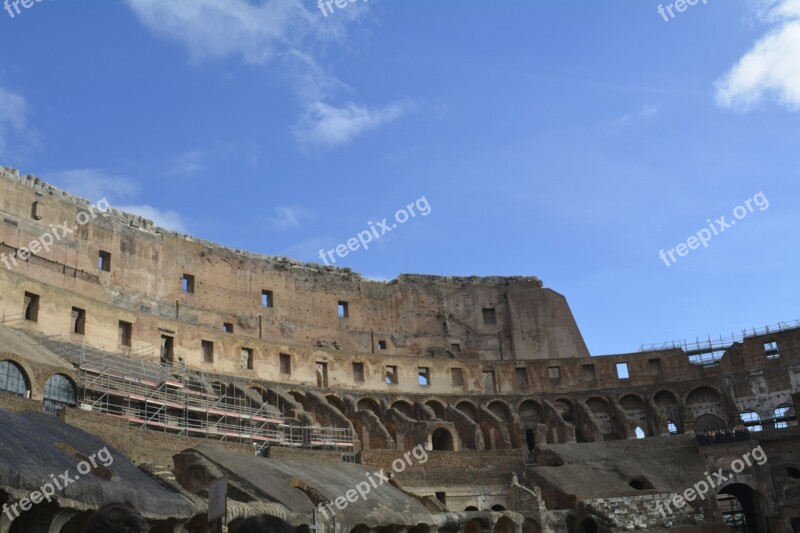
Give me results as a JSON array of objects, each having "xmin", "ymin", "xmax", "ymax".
[
  {"xmin": 620, "ymin": 394, "xmax": 647, "ymax": 431},
  {"xmin": 425, "ymin": 400, "xmax": 446, "ymax": 420},
  {"xmin": 408, "ymin": 525, "xmax": 429, "ymax": 533},
  {"xmin": 686, "ymin": 386, "xmax": 725, "ymax": 427},
  {"xmin": 628, "ymin": 476, "xmax": 654, "ymax": 490},
  {"xmin": 357, "ymin": 398, "xmax": 382, "ymax": 418},
  {"xmin": 774, "ymin": 404, "xmax": 793, "ymax": 429},
  {"xmin": 654, "ymin": 390, "xmax": 680, "ymax": 431},
  {"xmin": 289, "ymin": 391, "xmax": 311, "ymax": 412},
  {"xmin": 350, "ymin": 525, "xmax": 370, "ymax": 533},
  {"xmin": 695, "ymin": 414, "xmax": 725, "ymax": 432},
  {"xmin": 391, "ymin": 400, "xmax": 413, "ymax": 419},
  {"xmin": 464, "ymin": 506, "xmax": 479, "ymax": 512},
  {"xmin": 634, "ymin": 426, "xmax": 645, "ymax": 439},
  {"xmin": 787, "ymin": 467, "xmax": 800, "ymax": 479},
  {"xmin": 667, "ymin": 420, "xmax": 679, "ymax": 434},
  {"xmin": 456, "ymin": 401, "xmax": 478, "ymax": 422},
  {"xmin": 586, "ymin": 397, "xmax": 613, "ymax": 433},
  {"xmin": 493, "ymin": 516, "xmax": 514, "ymax": 533},
  {"xmin": 43, "ymin": 373, "xmax": 77, "ymax": 414},
  {"xmin": 0, "ymin": 360, "xmax": 29, "ymax": 397},
  {"xmin": 431, "ymin": 428, "xmax": 454, "ymax": 451},
  {"xmin": 326, "ymin": 395, "xmax": 346, "ymax": 414},
  {"xmin": 717, "ymin": 483, "xmax": 759, "ymax": 532},
  {"xmin": 581, "ymin": 517, "xmax": 598, "ymax": 533},
  {"xmin": 739, "ymin": 411, "xmax": 763, "ymax": 432},
  {"xmin": 463, "ymin": 520, "xmax": 482, "ymax": 533},
  {"xmin": 491, "ymin": 505, "xmax": 506, "ymax": 512},
  {"xmin": 521, "ymin": 518, "xmax": 541, "ymax": 533},
  {"xmin": 487, "ymin": 401, "xmax": 512, "ymax": 425},
  {"xmin": 553, "ymin": 399, "xmax": 574, "ymax": 422}
]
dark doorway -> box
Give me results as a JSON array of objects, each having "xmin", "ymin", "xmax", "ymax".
[{"xmin": 161, "ymin": 335, "xmax": 174, "ymax": 365}]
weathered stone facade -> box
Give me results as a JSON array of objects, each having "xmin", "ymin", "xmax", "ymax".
[{"xmin": 0, "ymin": 167, "xmax": 798, "ymax": 532}]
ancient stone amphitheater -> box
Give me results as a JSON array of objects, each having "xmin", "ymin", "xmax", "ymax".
[{"xmin": 0, "ymin": 166, "xmax": 797, "ymax": 532}]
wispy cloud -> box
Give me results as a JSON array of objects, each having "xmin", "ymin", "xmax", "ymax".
[
  {"xmin": 49, "ymin": 168, "xmax": 188, "ymax": 233},
  {"xmin": 715, "ymin": 0, "xmax": 800, "ymax": 111},
  {"xmin": 0, "ymin": 87, "xmax": 37, "ymax": 157},
  {"xmin": 166, "ymin": 149, "xmax": 205, "ymax": 177},
  {"xmin": 294, "ymin": 101, "xmax": 409, "ymax": 148},
  {"xmin": 271, "ymin": 205, "xmax": 310, "ymax": 230},
  {"xmin": 126, "ymin": 0, "xmax": 406, "ymax": 149},
  {"xmin": 614, "ymin": 104, "xmax": 658, "ymax": 127}
]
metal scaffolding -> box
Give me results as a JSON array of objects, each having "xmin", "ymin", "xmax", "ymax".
[{"xmin": 37, "ymin": 336, "xmax": 354, "ymax": 455}]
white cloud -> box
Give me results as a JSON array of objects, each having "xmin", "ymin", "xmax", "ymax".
[
  {"xmin": 715, "ymin": 0, "xmax": 800, "ymax": 111},
  {"xmin": 49, "ymin": 169, "xmax": 188, "ymax": 233},
  {"xmin": 271, "ymin": 205, "xmax": 310, "ymax": 230},
  {"xmin": 125, "ymin": 0, "xmax": 405, "ymax": 149},
  {"xmin": 115, "ymin": 204, "xmax": 188, "ymax": 233},
  {"xmin": 49, "ymin": 169, "xmax": 140, "ymax": 203},
  {"xmin": 294, "ymin": 101, "xmax": 409, "ymax": 147},
  {"xmin": 614, "ymin": 105, "xmax": 658, "ymax": 127},
  {"xmin": 166, "ymin": 149, "xmax": 205, "ymax": 177},
  {"xmin": 0, "ymin": 87, "xmax": 35, "ymax": 157}
]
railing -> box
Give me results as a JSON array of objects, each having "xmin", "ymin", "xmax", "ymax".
[{"xmin": 639, "ymin": 319, "xmax": 800, "ymax": 354}]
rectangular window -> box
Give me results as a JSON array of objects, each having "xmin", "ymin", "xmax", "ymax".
[
  {"xmin": 450, "ymin": 343, "xmax": 461, "ymax": 354},
  {"xmin": 201, "ymin": 340, "xmax": 214, "ymax": 364},
  {"xmin": 616, "ymin": 362, "xmax": 630, "ymax": 380},
  {"xmin": 582, "ymin": 364, "xmax": 596, "ymax": 381},
  {"xmin": 385, "ymin": 365, "xmax": 398, "ymax": 385},
  {"xmin": 764, "ymin": 341, "xmax": 780, "ymax": 360},
  {"xmin": 418, "ymin": 367, "xmax": 430, "ymax": 386},
  {"xmin": 451, "ymin": 368, "xmax": 464, "ymax": 387},
  {"xmin": 223, "ymin": 323, "xmax": 234, "ymax": 333},
  {"xmin": 71, "ymin": 307, "xmax": 86, "ymax": 335},
  {"xmin": 352, "ymin": 362, "xmax": 365, "ymax": 382},
  {"xmin": 317, "ymin": 362, "xmax": 329, "ymax": 388},
  {"xmin": 262, "ymin": 290, "xmax": 273, "ymax": 308},
  {"xmin": 482, "ymin": 370, "xmax": 496, "ymax": 394},
  {"xmin": 31, "ymin": 200, "xmax": 42, "ymax": 220},
  {"xmin": 377, "ymin": 340, "xmax": 387, "ymax": 350},
  {"xmin": 515, "ymin": 367, "xmax": 529, "ymax": 388},
  {"xmin": 280, "ymin": 353, "xmax": 291, "ymax": 374},
  {"xmin": 648, "ymin": 358, "xmax": 662, "ymax": 376},
  {"xmin": 338, "ymin": 301, "xmax": 349, "ymax": 318},
  {"xmin": 181, "ymin": 274, "xmax": 195, "ymax": 294},
  {"xmin": 98, "ymin": 251, "xmax": 111, "ymax": 272},
  {"xmin": 24, "ymin": 292, "xmax": 40, "ymax": 322},
  {"xmin": 118, "ymin": 321, "xmax": 132, "ymax": 347},
  {"xmin": 548, "ymin": 366, "xmax": 561, "ymax": 380},
  {"xmin": 482, "ymin": 308, "xmax": 497, "ymax": 325},
  {"xmin": 241, "ymin": 348, "xmax": 254, "ymax": 370}
]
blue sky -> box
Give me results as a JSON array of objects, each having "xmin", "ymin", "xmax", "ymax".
[{"xmin": 1, "ymin": 0, "xmax": 798, "ymax": 355}]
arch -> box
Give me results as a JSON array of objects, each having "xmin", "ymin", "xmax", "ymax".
[
  {"xmin": 0, "ymin": 360, "xmax": 30, "ymax": 397},
  {"xmin": 581, "ymin": 517, "xmax": 598, "ymax": 533},
  {"xmin": 425, "ymin": 400, "xmax": 446, "ymax": 420},
  {"xmin": 634, "ymin": 426, "xmax": 645, "ymax": 439},
  {"xmin": 491, "ymin": 505, "xmax": 506, "ymax": 512},
  {"xmin": 390, "ymin": 400, "xmax": 413, "ymax": 419},
  {"xmin": 464, "ymin": 506, "xmax": 479, "ymax": 512},
  {"xmin": 628, "ymin": 476, "xmax": 654, "ymax": 490},
  {"xmin": 350, "ymin": 525, "xmax": 370, "ymax": 533},
  {"xmin": 408, "ymin": 525, "xmax": 430, "ymax": 533},
  {"xmin": 695, "ymin": 414, "xmax": 725, "ymax": 432},
  {"xmin": 493, "ymin": 516, "xmax": 514, "ymax": 533},
  {"xmin": 288, "ymin": 390, "xmax": 311, "ymax": 412},
  {"xmin": 654, "ymin": 390, "xmax": 681, "ymax": 431},
  {"xmin": 518, "ymin": 399, "xmax": 543, "ymax": 425},
  {"xmin": 774, "ymin": 403, "xmax": 793, "ymax": 429},
  {"xmin": 521, "ymin": 518, "xmax": 541, "ymax": 533},
  {"xmin": 456, "ymin": 401, "xmax": 478, "ymax": 422},
  {"xmin": 585, "ymin": 397, "xmax": 613, "ymax": 433},
  {"xmin": 431, "ymin": 427, "xmax": 454, "ymax": 451},
  {"xmin": 357, "ymin": 398, "xmax": 382, "ymax": 418},
  {"xmin": 487, "ymin": 400, "xmax": 513, "ymax": 425},
  {"xmin": 740, "ymin": 410, "xmax": 763, "ymax": 432},
  {"xmin": 43, "ymin": 373, "xmax": 77, "ymax": 413},
  {"xmin": 463, "ymin": 520, "xmax": 482, "ymax": 533},
  {"xmin": 686, "ymin": 386, "xmax": 726, "ymax": 428},
  {"xmin": 717, "ymin": 483, "xmax": 759, "ymax": 532},
  {"xmin": 326, "ymin": 394, "xmax": 346, "ymax": 414},
  {"xmin": 553, "ymin": 398, "xmax": 574, "ymax": 422},
  {"xmin": 667, "ymin": 420, "xmax": 679, "ymax": 434}
]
